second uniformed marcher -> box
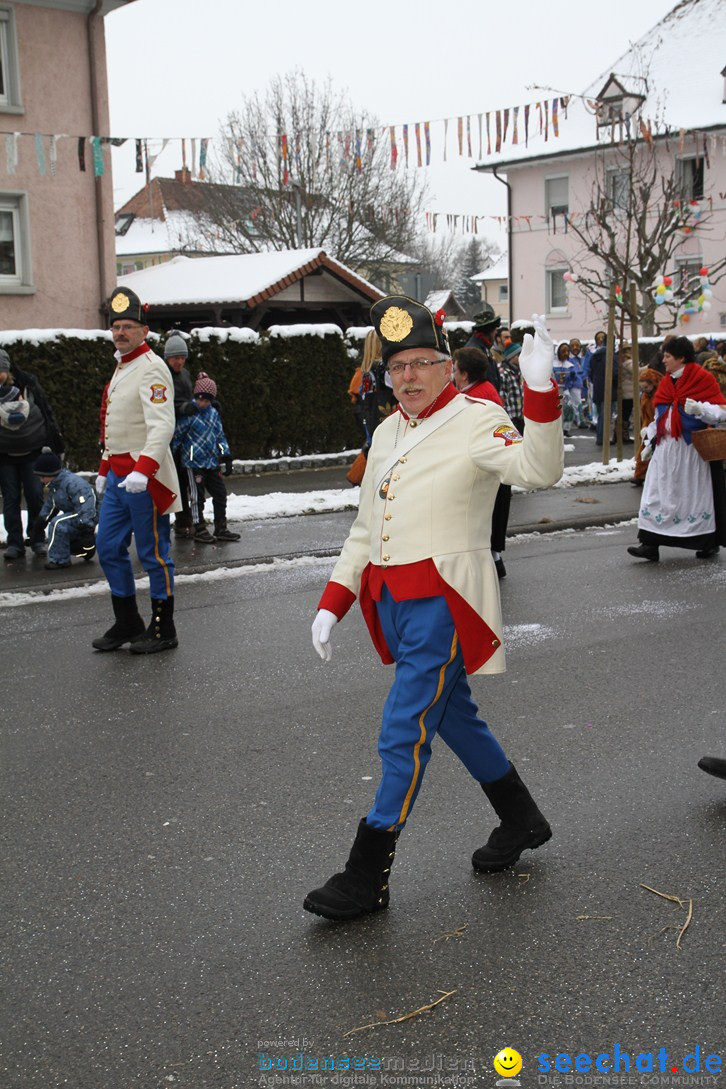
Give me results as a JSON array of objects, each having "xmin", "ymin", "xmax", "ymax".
[
  {"xmin": 93, "ymin": 288, "xmax": 181, "ymax": 654},
  {"xmin": 305, "ymin": 298, "xmax": 564, "ymax": 921}
]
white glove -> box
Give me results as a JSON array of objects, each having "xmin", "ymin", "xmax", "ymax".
[
  {"xmin": 312, "ymin": 608, "xmax": 338, "ymax": 662},
  {"xmin": 641, "ymin": 441, "xmax": 654, "ymax": 462},
  {"xmin": 640, "ymin": 426, "xmax": 650, "ymax": 440},
  {"xmin": 95, "ymin": 475, "xmax": 107, "ymax": 496},
  {"xmin": 519, "ymin": 314, "xmax": 555, "ymax": 391},
  {"xmin": 117, "ymin": 470, "xmax": 149, "ymax": 494},
  {"xmin": 684, "ymin": 398, "xmax": 704, "ymax": 417}
]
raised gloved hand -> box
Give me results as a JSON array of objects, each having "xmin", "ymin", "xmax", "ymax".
[
  {"xmin": 312, "ymin": 608, "xmax": 338, "ymax": 662},
  {"xmin": 518, "ymin": 314, "xmax": 555, "ymax": 391},
  {"xmin": 684, "ymin": 398, "xmax": 705, "ymax": 417},
  {"xmin": 117, "ymin": 470, "xmax": 149, "ymax": 494},
  {"xmin": 95, "ymin": 475, "xmax": 107, "ymax": 496}
]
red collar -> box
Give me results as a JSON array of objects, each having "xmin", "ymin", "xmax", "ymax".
[
  {"xmin": 119, "ymin": 342, "xmax": 149, "ymax": 364},
  {"xmin": 397, "ymin": 381, "xmax": 459, "ymax": 421}
]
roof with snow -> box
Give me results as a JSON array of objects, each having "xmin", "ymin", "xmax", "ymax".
[
  {"xmin": 475, "ymin": 0, "xmax": 726, "ymax": 171},
  {"xmin": 423, "ymin": 289, "xmax": 466, "ymax": 318},
  {"xmin": 472, "ymin": 252, "xmax": 508, "ymax": 282},
  {"xmin": 118, "ymin": 249, "xmax": 385, "ymax": 308}
]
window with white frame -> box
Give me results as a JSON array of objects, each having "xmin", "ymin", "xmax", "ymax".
[
  {"xmin": 0, "ymin": 193, "xmax": 32, "ymax": 291},
  {"xmin": 498, "ymin": 283, "xmax": 508, "ymax": 303},
  {"xmin": 0, "ymin": 7, "xmax": 22, "ymax": 112},
  {"xmin": 674, "ymin": 255, "xmax": 702, "ymax": 298},
  {"xmin": 675, "ymin": 157, "xmax": 704, "ymax": 202},
  {"xmin": 546, "ymin": 268, "xmax": 568, "ymax": 313},
  {"xmin": 545, "ymin": 176, "xmax": 569, "ymax": 218},
  {"xmin": 606, "ymin": 167, "xmax": 631, "ymax": 211}
]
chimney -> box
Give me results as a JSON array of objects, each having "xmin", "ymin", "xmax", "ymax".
[{"xmin": 175, "ymin": 167, "xmax": 193, "ymax": 186}]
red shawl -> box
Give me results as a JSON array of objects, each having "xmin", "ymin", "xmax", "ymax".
[{"xmin": 653, "ymin": 363, "xmax": 726, "ymax": 441}]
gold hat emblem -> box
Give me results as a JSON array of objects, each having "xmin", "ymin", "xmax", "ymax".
[
  {"xmin": 379, "ymin": 305, "xmax": 413, "ymax": 343},
  {"xmin": 111, "ymin": 291, "xmax": 130, "ymax": 313}
]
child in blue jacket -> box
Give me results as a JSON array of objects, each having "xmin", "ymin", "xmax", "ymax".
[
  {"xmin": 33, "ymin": 448, "xmax": 97, "ymax": 570},
  {"xmin": 171, "ymin": 373, "xmax": 240, "ymax": 544}
]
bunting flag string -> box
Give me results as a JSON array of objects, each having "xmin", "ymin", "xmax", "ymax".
[{"xmin": 1, "ymin": 96, "xmax": 721, "ymax": 186}]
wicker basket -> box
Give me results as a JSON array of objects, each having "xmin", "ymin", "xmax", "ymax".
[{"xmin": 691, "ymin": 427, "xmax": 726, "ymax": 462}]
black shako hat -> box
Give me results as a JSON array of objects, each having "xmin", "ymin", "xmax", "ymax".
[
  {"xmin": 108, "ymin": 287, "xmax": 147, "ymax": 326},
  {"xmin": 370, "ymin": 295, "xmax": 450, "ymax": 364}
]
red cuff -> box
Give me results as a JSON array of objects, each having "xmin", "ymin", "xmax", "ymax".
[
  {"xmin": 318, "ymin": 580, "xmax": 356, "ymax": 620},
  {"xmin": 523, "ymin": 379, "xmax": 561, "ymax": 423},
  {"xmin": 134, "ymin": 455, "xmax": 160, "ymax": 478},
  {"xmin": 98, "ymin": 461, "xmax": 109, "ymax": 478}
]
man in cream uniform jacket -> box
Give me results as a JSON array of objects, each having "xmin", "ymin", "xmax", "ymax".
[
  {"xmin": 93, "ymin": 287, "xmax": 181, "ymax": 655},
  {"xmin": 305, "ymin": 297, "xmax": 563, "ymax": 921}
]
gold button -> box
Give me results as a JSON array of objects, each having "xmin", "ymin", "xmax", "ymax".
[
  {"xmin": 410, "ymin": 420, "xmax": 418, "ymax": 428},
  {"xmin": 399, "ymin": 457, "xmax": 407, "ymax": 463},
  {"xmin": 381, "ymin": 564, "xmax": 388, "ymax": 569},
  {"xmin": 392, "ymin": 474, "xmax": 400, "ymax": 480},
  {"xmin": 388, "ymin": 495, "xmax": 395, "ymax": 500},
  {"xmin": 382, "ymin": 534, "xmax": 389, "ymax": 541},
  {"xmin": 385, "ymin": 514, "xmax": 392, "ymax": 521},
  {"xmin": 383, "ymin": 554, "xmax": 390, "ymax": 561},
  {"xmin": 492, "ymin": 639, "xmax": 499, "ymax": 647}
]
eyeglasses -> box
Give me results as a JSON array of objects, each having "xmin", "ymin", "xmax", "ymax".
[
  {"xmin": 112, "ymin": 323, "xmax": 142, "ymax": 333},
  {"xmin": 387, "ymin": 358, "xmax": 447, "ymax": 376}
]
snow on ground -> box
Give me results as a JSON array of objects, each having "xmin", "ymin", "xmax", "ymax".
[{"xmin": 214, "ymin": 458, "xmax": 635, "ymax": 521}]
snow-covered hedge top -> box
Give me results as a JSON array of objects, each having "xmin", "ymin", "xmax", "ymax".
[
  {"xmin": 191, "ymin": 326, "xmax": 260, "ymax": 344},
  {"xmin": 267, "ymin": 323, "xmax": 342, "ymax": 339}
]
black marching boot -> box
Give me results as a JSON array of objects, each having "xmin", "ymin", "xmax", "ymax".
[
  {"xmin": 627, "ymin": 543, "xmax": 659, "ymax": 561},
  {"xmin": 92, "ymin": 594, "xmax": 146, "ymax": 651},
  {"xmin": 213, "ymin": 521, "xmax": 241, "ymax": 542},
  {"xmin": 129, "ymin": 596, "xmax": 179, "ymax": 654},
  {"xmin": 472, "ymin": 763, "xmax": 552, "ymax": 872},
  {"xmin": 304, "ymin": 818, "xmax": 398, "ymax": 921}
]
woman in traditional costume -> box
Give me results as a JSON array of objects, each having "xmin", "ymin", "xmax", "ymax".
[{"xmin": 627, "ymin": 336, "xmax": 726, "ymax": 562}]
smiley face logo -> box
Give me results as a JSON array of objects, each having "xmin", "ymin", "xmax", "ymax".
[{"xmin": 493, "ymin": 1048, "xmax": 522, "ymax": 1078}]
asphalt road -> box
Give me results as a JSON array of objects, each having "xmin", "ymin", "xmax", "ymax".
[{"xmin": 2, "ymin": 522, "xmax": 725, "ymax": 1089}]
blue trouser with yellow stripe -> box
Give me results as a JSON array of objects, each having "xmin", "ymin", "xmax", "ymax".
[
  {"xmin": 97, "ymin": 469, "xmax": 174, "ymax": 599},
  {"xmin": 366, "ymin": 588, "xmax": 510, "ymax": 832}
]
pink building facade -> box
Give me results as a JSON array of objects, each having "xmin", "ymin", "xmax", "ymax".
[
  {"xmin": 476, "ymin": 0, "xmax": 726, "ymax": 343},
  {"xmin": 0, "ymin": 0, "xmax": 132, "ymax": 331}
]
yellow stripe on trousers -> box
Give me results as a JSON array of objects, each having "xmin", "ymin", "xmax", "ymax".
[
  {"xmin": 392, "ymin": 629, "xmax": 459, "ymax": 830},
  {"xmin": 152, "ymin": 504, "xmax": 172, "ymax": 598}
]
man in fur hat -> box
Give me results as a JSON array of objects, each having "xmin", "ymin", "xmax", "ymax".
[
  {"xmin": 93, "ymin": 288, "xmax": 181, "ymax": 654},
  {"xmin": 305, "ymin": 297, "xmax": 564, "ymax": 921}
]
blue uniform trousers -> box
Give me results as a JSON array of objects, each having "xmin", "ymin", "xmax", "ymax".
[
  {"xmin": 97, "ymin": 469, "xmax": 174, "ymax": 599},
  {"xmin": 366, "ymin": 587, "xmax": 510, "ymax": 831}
]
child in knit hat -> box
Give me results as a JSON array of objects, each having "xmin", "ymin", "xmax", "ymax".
[
  {"xmin": 33, "ymin": 448, "xmax": 97, "ymax": 570},
  {"xmin": 171, "ymin": 373, "xmax": 240, "ymax": 544},
  {"xmin": 633, "ymin": 367, "xmax": 663, "ymax": 486}
]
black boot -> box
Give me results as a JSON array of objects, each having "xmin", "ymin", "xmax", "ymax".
[
  {"xmin": 129, "ymin": 596, "xmax": 178, "ymax": 654},
  {"xmin": 472, "ymin": 763, "xmax": 552, "ymax": 872},
  {"xmin": 696, "ymin": 546, "xmax": 719, "ymax": 559},
  {"xmin": 304, "ymin": 819, "xmax": 398, "ymax": 920},
  {"xmin": 214, "ymin": 521, "xmax": 241, "ymax": 542},
  {"xmin": 92, "ymin": 594, "xmax": 145, "ymax": 651},
  {"xmin": 627, "ymin": 543, "xmax": 659, "ymax": 561},
  {"xmin": 698, "ymin": 756, "xmax": 726, "ymax": 780}
]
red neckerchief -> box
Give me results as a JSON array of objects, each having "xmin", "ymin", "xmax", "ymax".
[
  {"xmin": 119, "ymin": 342, "xmax": 149, "ymax": 364},
  {"xmin": 396, "ymin": 380, "xmax": 459, "ymax": 422},
  {"xmin": 653, "ymin": 363, "xmax": 726, "ymax": 441}
]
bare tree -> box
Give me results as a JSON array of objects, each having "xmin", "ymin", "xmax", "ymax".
[
  {"xmin": 189, "ymin": 70, "xmax": 427, "ymax": 271},
  {"xmin": 564, "ymin": 132, "xmax": 726, "ymax": 335}
]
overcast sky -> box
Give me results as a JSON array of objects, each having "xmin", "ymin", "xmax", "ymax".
[{"xmin": 105, "ymin": 0, "xmax": 678, "ymax": 248}]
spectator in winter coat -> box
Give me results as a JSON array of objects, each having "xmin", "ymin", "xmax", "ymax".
[
  {"xmin": 497, "ymin": 342, "xmax": 524, "ymax": 433},
  {"xmin": 32, "ymin": 448, "xmax": 97, "ymax": 570},
  {"xmin": 172, "ymin": 372, "xmax": 241, "ymax": 544},
  {"xmin": 0, "ymin": 349, "xmax": 64, "ymax": 561},
  {"xmin": 163, "ymin": 331, "xmax": 196, "ymax": 539},
  {"xmin": 464, "ymin": 303, "xmax": 502, "ymax": 391},
  {"xmin": 588, "ymin": 337, "xmax": 618, "ymax": 446},
  {"xmin": 360, "ymin": 330, "xmax": 383, "ymax": 442}
]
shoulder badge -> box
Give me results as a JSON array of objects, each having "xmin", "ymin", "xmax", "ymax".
[
  {"xmin": 493, "ymin": 423, "xmax": 523, "ymax": 446},
  {"xmin": 149, "ymin": 384, "xmax": 168, "ymax": 404},
  {"xmin": 379, "ymin": 306, "xmax": 414, "ymax": 343}
]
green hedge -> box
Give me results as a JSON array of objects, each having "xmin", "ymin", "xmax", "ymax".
[{"xmin": 1, "ymin": 329, "xmax": 361, "ymax": 468}]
